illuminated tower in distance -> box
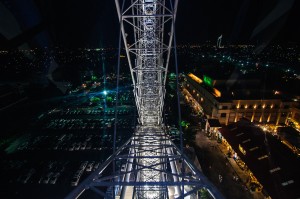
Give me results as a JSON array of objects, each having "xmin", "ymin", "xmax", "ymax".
[{"xmin": 217, "ymin": 34, "xmax": 223, "ymax": 48}]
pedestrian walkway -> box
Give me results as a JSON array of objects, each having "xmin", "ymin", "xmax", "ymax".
[{"xmin": 194, "ymin": 130, "xmax": 265, "ymax": 199}]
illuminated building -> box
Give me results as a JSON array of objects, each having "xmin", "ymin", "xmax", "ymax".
[{"xmin": 184, "ymin": 73, "xmax": 298, "ymax": 125}]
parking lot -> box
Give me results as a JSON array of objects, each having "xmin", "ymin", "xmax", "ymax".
[{"xmin": 0, "ymin": 92, "xmax": 135, "ymax": 198}]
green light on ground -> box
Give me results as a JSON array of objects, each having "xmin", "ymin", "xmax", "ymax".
[
  {"xmin": 91, "ymin": 75, "xmax": 97, "ymax": 81},
  {"xmin": 169, "ymin": 73, "xmax": 176, "ymax": 81},
  {"xmin": 90, "ymin": 96, "xmax": 100, "ymax": 102},
  {"xmin": 106, "ymin": 96, "xmax": 113, "ymax": 102}
]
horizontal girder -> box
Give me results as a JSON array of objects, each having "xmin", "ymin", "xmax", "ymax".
[{"xmin": 65, "ymin": 126, "xmax": 224, "ymax": 199}]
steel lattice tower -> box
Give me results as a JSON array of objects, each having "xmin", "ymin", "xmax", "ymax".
[{"xmin": 65, "ymin": 1, "xmax": 224, "ymax": 199}]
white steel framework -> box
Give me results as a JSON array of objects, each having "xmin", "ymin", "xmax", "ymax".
[
  {"xmin": 115, "ymin": 0, "xmax": 176, "ymax": 126},
  {"xmin": 64, "ymin": 1, "xmax": 224, "ymax": 199},
  {"xmin": 116, "ymin": 1, "xmax": 182, "ymax": 197},
  {"xmin": 65, "ymin": 125, "xmax": 223, "ymax": 199}
]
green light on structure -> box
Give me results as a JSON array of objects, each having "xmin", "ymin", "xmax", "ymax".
[{"xmin": 203, "ymin": 75, "xmax": 213, "ymax": 87}]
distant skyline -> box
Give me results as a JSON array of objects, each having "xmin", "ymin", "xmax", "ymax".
[{"xmin": 0, "ymin": 0, "xmax": 299, "ymax": 49}]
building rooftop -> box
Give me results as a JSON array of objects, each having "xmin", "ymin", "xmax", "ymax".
[
  {"xmin": 186, "ymin": 73, "xmax": 292, "ymax": 102},
  {"xmin": 216, "ymin": 88, "xmax": 285, "ymax": 101},
  {"xmin": 208, "ymin": 119, "xmax": 222, "ymax": 127},
  {"xmin": 219, "ymin": 122, "xmax": 300, "ymax": 199}
]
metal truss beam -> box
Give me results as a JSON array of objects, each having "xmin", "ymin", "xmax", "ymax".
[
  {"xmin": 115, "ymin": 0, "xmax": 177, "ymax": 126},
  {"xmin": 64, "ymin": 1, "xmax": 224, "ymax": 199},
  {"xmin": 65, "ymin": 126, "xmax": 224, "ymax": 199}
]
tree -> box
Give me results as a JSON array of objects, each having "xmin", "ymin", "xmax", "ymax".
[
  {"xmin": 90, "ymin": 96, "xmax": 100, "ymax": 103},
  {"xmin": 180, "ymin": 120, "xmax": 190, "ymax": 128},
  {"xmin": 198, "ymin": 188, "xmax": 212, "ymax": 199}
]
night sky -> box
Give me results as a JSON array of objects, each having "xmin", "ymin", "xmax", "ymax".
[{"xmin": 0, "ymin": 0, "xmax": 299, "ymax": 49}]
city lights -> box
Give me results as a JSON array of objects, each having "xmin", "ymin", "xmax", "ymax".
[{"xmin": 0, "ymin": 1, "xmax": 299, "ymax": 199}]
